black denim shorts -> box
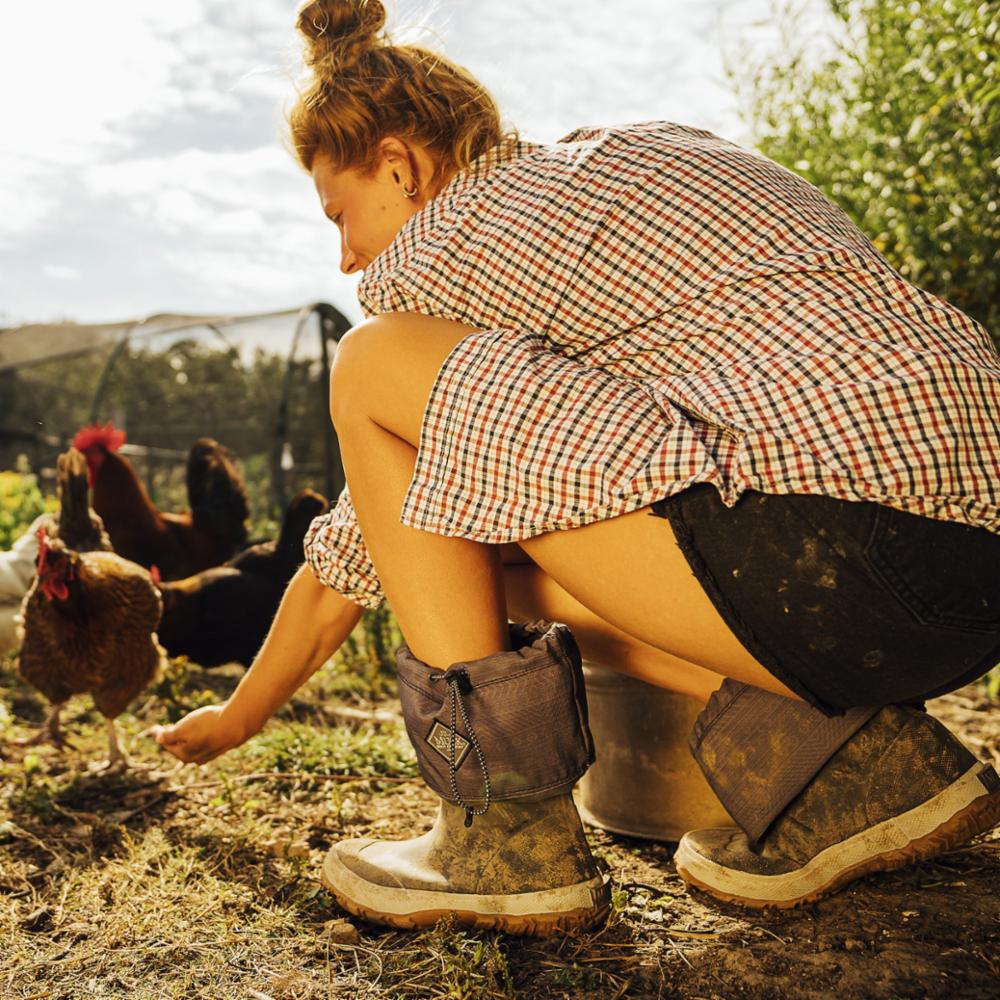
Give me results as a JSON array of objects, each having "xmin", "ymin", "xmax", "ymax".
[{"xmin": 648, "ymin": 485, "xmax": 1000, "ymax": 715}]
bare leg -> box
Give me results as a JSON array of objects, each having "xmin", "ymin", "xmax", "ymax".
[
  {"xmin": 331, "ymin": 314, "xmax": 801, "ymax": 700},
  {"xmin": 502, "ymin": 561, "xmax": 726, "ymax": 703},
  {"xmin": 334, "ymin": 415, "xmax": 510, "ymax": 670}
]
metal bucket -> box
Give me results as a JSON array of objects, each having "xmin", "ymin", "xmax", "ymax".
[
  {"xmin": 0, "ymin": 603, "xmax": 21, "ymax": 657},
  {"xmin": 574, "ymin": 661, "xmax": 733, "ymax": 841}
]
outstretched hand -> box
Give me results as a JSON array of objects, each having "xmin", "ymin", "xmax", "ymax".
[{"xmin": 152, "ymin": 704, "xmax": 251, "ymax": 765}]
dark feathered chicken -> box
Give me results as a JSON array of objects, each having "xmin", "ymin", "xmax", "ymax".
[
  {"xmin": 15, "ymin": 447, "xmax": 165, "ymax": 768},
  {"xmin": 72, "ymin": 423, "xmax": 250, "ymax": 581},
  {"xmin": 157, "ymin": 489, "xmax": 328, "ymax": 667}
]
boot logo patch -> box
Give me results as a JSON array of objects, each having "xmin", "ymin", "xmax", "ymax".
[{"xmin": 426, "ymin": 721, "xmax": 471, "ymax": 767}]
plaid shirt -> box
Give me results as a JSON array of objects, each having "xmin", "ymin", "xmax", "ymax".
[{"xmin": 304, "ymin": 120, "xmax": 1000, "ymax": 610}]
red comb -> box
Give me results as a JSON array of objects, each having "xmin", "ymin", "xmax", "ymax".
[
  {"xmin": 72, "ymin": 421, "xmax": 127, "ymax": 453},
  {"xmin": 36, "ymin": 527, "xmax": 49, "ymax": 570}
]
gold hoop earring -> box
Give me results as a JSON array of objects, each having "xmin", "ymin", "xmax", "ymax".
[{"xmin": 401, "ymin": 181, "xmax": 418, "ymax": 199}]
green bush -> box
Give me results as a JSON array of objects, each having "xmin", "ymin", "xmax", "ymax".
[
  {"xmin": 0, "ymin": 465, "xmax": 56, "ymax": 551},
  {"xmin": 729, "ymin": 0, "xmax": 999, "ymax": 342}
]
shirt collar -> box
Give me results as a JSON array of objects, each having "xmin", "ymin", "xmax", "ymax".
[{"xmin": 357, "ymin": 136, "xmax": 545, "ymax": 307}]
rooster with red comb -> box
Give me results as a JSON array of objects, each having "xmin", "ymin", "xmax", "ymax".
[{"xmin": 72, "ymin": 421, "xmax": 250, "ymax": 580}]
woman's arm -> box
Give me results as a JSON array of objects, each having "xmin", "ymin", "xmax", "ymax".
[{"xmin": 153, "ymin": 563, "xmax": 365, "ymax": 764}]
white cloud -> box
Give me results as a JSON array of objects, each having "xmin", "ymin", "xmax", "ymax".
[
  {"xmin": 0, "ymin": 156, "xmax": 61, "ymax": 244},
  {"xmin": 0, "ymin": 3, "xmax": 186, "ymax": 161},
  {"xmin": 0, "ymin": 0, "xmax": 841, "ymax": 325},
  {"xmin": 0, "ymin": 1, "xmax": 298, "ymax": 166},
  {"xmin": 82, "ymin": 146, "xmax": 314, "ymax": 242},
  {"xmin": 43, "ymin": 265, "xmax": 82, "ymax": 281}
]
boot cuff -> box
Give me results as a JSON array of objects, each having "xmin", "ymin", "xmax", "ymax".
[
  {"xmin": 689, "ymin": 679, "xmax": 878, "ymax": 844},
  {"xmin": 396, "ymin": 620, "xmax": 595, "ymax": 805}
]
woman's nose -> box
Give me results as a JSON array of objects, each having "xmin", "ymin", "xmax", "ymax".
[{"xmin": 339, "ymin": 233, "xmax": 361, "ymax": 275}]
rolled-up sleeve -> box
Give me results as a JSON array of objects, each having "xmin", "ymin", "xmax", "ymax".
[{"xmin": 303, "ymin": 485, "xmax": 385, "ymax": 610}]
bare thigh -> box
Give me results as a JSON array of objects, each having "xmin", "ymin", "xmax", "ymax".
[
  {"xmin": 503, "ymin": 512, "xmax": 801, "ymax": 701},
  {"xmin": 499, "ymin": 549, "xmax": 727, "ymax": 702},
  {"xmin": 336, "ymin": 311, "xmax": 800, "ymax": 701}
]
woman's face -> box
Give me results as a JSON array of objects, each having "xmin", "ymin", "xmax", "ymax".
[{"xmin": 311, "ymin": 139, "xmax": 437, "ymax": 274}]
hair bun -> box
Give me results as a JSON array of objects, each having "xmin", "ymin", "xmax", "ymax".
[{"xmin": 296, "ymin": 0, "xmax": 387, "ymax": 69}]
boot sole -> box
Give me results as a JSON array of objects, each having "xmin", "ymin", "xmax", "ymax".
[
  {"xmin": 320, "ymin": 844, "xmax": 611, "ymax": 937},
  {"xmin": 675, "ymin": 761, "xmax": 1000, "ymax": 909}
]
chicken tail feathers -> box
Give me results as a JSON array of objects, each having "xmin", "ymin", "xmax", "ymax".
[
  {"xmin": 277, "ymin": 488, "xmax": 329, "ymax": 555},
  {"xmin": 55, "ymin": 447, "xmax": 113, "ymax": 553},
  {"xmin": 186, "ymin": 438, "xmax": 251, "ymax": 549}
]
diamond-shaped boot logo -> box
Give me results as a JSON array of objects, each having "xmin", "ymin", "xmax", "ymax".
[{"xmin": 426, "ymin": 721, "xmax": 471, "ymax": 767}]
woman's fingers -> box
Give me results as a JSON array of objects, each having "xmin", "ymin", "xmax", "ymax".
[
  {"xmin": 150, "ymin": 706, "xmax": 242, "ymax": 765},
  {"xmin": 151, "ymin": 724, "xmax": 201, "ymax": 763}
]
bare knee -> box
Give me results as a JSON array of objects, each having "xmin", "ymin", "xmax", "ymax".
[{"xmin": 329, "ymin": 324, "xmax": 373, "ymax": 428}]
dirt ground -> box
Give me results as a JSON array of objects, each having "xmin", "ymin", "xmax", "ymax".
[{"xmin": 1, "ymin": 649, "xmax": 997, "ymax": 1000}]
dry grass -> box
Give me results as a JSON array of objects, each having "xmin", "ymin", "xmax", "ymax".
[{"xmin": 1, "ymin": 617, "xmax": 998, "ymax": 1000}]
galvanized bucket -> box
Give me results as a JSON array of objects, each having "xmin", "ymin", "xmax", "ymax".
[
  {"xmin": 0, "ymin": 603, "xmax": 21, "ymax": 657},
  {"xmin": 574, "ymin": 661, "xmax": 733, "ymax": 841}
]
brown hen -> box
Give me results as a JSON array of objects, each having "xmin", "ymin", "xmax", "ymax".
[{"xmin": 15, "ymin": 448, "xmax": 165, "ymax": 769}]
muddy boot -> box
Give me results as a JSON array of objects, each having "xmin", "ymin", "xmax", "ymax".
[
  {"xmin": 321, "ymin": 620, "xmax": 611, "ymax": 935},
  {"xmin": 322, "ymin": 794, "xmax": 608, "ymax": 935},
  {"xmin": 676, "ymin": 702, "xmax": 1000, "ymax": 908}
]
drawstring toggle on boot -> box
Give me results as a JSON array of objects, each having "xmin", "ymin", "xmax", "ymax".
[{"xmin": 430, "ymin": 666, "xmax": 492, "ymax": 826}]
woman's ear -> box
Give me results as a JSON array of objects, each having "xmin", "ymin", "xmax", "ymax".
[{"xmin": 377, "ymin": 136, "xmax": 415, "ymax": 185}]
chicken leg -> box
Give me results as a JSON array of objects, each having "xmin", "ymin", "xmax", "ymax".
[
  {"xmin": 85, "ymin": 717, "xmax": 132, "ymax": 774},
  {"xmin": 12, "ymin": 702, "xmax": 75, "ymax": 749}
]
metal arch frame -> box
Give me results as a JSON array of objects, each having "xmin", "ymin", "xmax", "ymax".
[
  {"xmin": 88, "ymin": 320, "xmax": 142, "ymax": 425},
  {"xmin": 85, "ymin": 302, "xmax": 354, "ymax": 517},
  {"xmin": 88, "ymin": 316, "xmax": 236, "ymax": 424},
  {"xmin": 273, "ymin": 301, "xmax": 353, "ymax": 511}
]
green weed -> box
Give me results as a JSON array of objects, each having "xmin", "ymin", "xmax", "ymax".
[
  {"xmin": 151, "ymin": 655, "xmax": 224, "ymax": 722},
  {"xmin": 356, "ymin": 917, "xmax": 516, "ymax": 999},
  {"xmin": 331, "ymin": 604, "xmax": 403, "ymax": 700},
  {"xmin": 241, "ymin": 720, "xmax": 417, "ymax": 781}
]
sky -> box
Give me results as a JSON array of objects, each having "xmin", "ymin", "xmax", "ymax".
[{"xmin": 0, "ymin": 0, "xmax": 833, "ymax": 328}]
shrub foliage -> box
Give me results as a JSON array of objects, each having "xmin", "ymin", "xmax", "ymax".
[{"xmin": 730, "ymin": 0, "xmax": 999, "ymax": 341}]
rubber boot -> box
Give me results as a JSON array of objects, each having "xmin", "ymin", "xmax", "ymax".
[
  {"xmin": 675, "ymin": 704, "xmax": 1000, "ymax": 908},
  {"xmin": 321, "ymin": 620, "xmax": 611, "ymax": 936},
  {"xmin": 322, "ymin": 795, "xmax": 609, "ymax": 935}
]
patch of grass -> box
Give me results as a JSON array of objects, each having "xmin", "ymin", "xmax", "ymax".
[
  {"xmin": 540, "ymin": 960, "xmax": 607, "ymax": 991},
  {"xmin": 413, "ymin": 919, "xmax": 515, "ymax": 999},
  {"xmin": 150, "ymin": 656, "xmax": 228, "ymax": 723},
  {"xmin": 345, "ymin": 917, "xmax": 516, "ymax": 999},
  {"xmin": 1, "ymin": 824, "xmax": 340, "ymax": 999},
  {"xmin": 240, "ymin": 720, "xmax": 418, "ymax": 781},
  {"xmin": 328, "ymin": 605, "xmax": 402, "ymax": 701},
  {"xmin": 8, "ymin": 771, "xmax": 61, "ymax": 824}
]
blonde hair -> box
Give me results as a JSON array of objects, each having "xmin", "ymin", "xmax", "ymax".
[{"xmin": 287, "ymin": 0, "xmax": 514, "ymax": 185}]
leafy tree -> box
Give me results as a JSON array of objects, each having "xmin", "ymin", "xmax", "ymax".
[
  {"xmin": 728, "ymin": 0, "xmax": 999, "ymax": 342},
  {"xmin": 0, "ymin": 466, "xmax": 57, "ymax": 550},
  {"xmin": 0, "ymin": 342, "xmax": 332, "ymax": 532}
]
